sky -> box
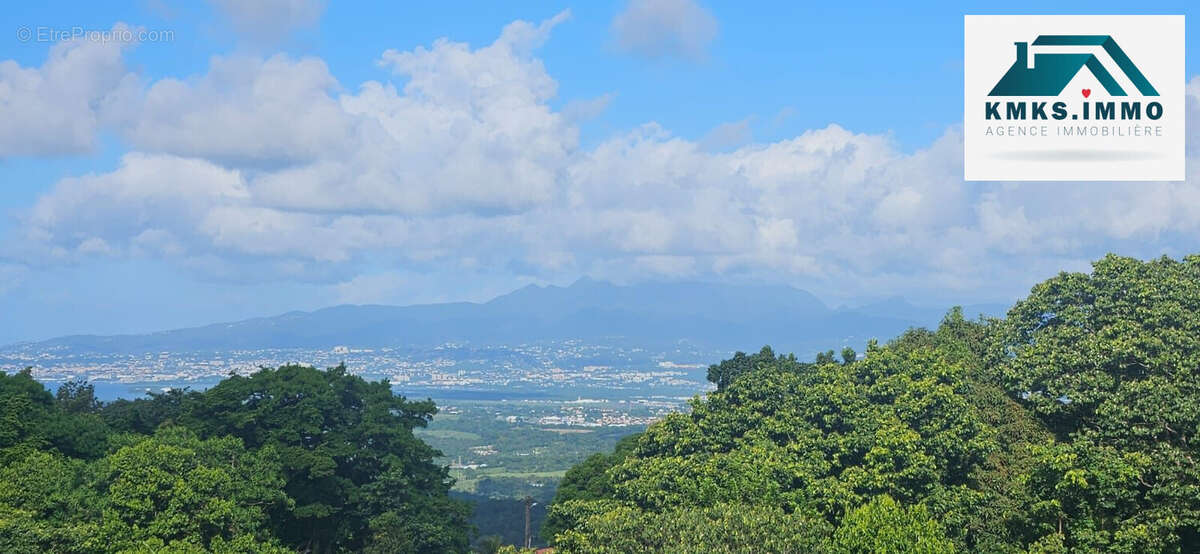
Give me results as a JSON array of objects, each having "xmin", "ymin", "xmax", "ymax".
[{"xmin": 1, "ymin": 1, "xmax": 1199, "ymax": 344}]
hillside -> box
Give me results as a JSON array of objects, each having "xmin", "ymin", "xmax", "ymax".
[{"xmin": 544, "ymin": 254, "xmax": 1200, "ymax": 553}]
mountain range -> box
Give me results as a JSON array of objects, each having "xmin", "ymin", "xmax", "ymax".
[{"xmin": 8, "ymin": 279, "xmax": 1008, "ymax": 356}]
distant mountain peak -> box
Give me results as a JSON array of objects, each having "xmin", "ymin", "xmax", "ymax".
[{"xmin": 5, "ymin": 280, "xmax": 1001, "ymax": 356}]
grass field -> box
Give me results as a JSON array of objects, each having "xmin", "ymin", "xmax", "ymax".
[
  {"xmin": 415, "ymin": 429, "xmax": 483, "ymax": 441},
  {"xmin": 450, "ymin": 468, "xmax": 567, "ymax": 493}
]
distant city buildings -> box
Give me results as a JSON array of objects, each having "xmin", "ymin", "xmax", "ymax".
[{"xmin": 5, "ymin": 341, "xmax": 715, "ymax": 399}]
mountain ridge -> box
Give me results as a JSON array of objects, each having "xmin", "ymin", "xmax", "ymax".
[{"xmin": 7, "ymin": 279, "xmax": 1007, "ymax": 356}]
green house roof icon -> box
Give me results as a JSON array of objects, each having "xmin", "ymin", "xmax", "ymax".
[{"xmin": 988, "ymin": 35, "xmax": 1158, "ymax": 97}]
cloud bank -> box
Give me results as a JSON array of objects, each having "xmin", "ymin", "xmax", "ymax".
[{"xmin": 5, "ymin": 12, "xmax": 1200, "ymax": 305}]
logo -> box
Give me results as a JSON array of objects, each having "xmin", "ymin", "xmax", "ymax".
[
  {"xmin": 964, "ymin": 16, "xmax": 1183, "ymax": 181},
  {"xmin": 989, "ymin": 36, "xmax": 1157, "ymax": 97}
]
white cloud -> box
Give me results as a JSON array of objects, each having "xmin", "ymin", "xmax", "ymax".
[
  {"xmin": 0, "ymin": 23, "xmax": 140, "ymax": 157},
  {"xmin": 124, "ymin": 54, "xmax": 353, "ymax": 166},
  {"xmin": 24, "ymin": 153, "xmax": 248, "ymax": 261},
  {"xmin": 9, "ymin": 13, "xmax": 1200, "ymax": 306},
  {"xmin": 114, "ymin": 11, "xmax": 577, "ymax": 217},
  {"xmin": 611, "ymin": 0, "xmax": 718, "ymax": 61}
]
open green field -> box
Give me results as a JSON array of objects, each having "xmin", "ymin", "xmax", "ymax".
[
  {"xmin": 450, "ymin": 468, "xmax": 567, "ymax": 493},
  {"xmin": 415, "ymin": 429, "xmax": 483, "ymax": 441}
]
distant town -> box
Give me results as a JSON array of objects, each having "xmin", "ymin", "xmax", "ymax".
[
  {"xmin": 1, "ymin": 338, "xmax": 717, "ymax": 426},
  {"xmin": 2, "ymin": 338, "xmax": 719, "ymax": 511}
]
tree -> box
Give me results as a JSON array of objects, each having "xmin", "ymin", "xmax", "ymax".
[
  {"xmin": 541, "ymin": 433, "xmax": 640, "ymax": 541},
  {"xmin": 0, "ymin": 369, "xmax": 110, "ymax": 460},
  {"xmin": 552, "ymin": 502, "xmax": 832, "ymax": 553},
  {"xmin": 2, "ymin": 364, "xmax": 469, "ymax": 553},
  {"xmin": 830, "ymin": 495, "xmax": 955, "ymax": 553},
  {"xmin": 89, "ymin": 426, "xmax": 290, "ymax": 552},
  {"xmin": 553, "ymin": 343, "xmax": 995, "ymax": 548},
  {"xmin": 995, "ymin": 254, "xmax": 1200, "ymax": 551},
  {"xmin": 996, "ymin": 255, "xmax": 1200, "ymax": 443},
  {"xmin": 706, "ymin": 346, "xmax": 803, "ymax": 390},
  {"xmin": 1020, "ymin": 438, "xmax": 1172, "ymax": 552},
  {"xmin": 101, "ymin": 388, "xmax": 196, "ymax": 435},
  {"xmin": 0, "ymin": 368, "xmax": 55, "ymax": 453},
  {"xmin": 55, "ymin": 380, "xmax": 99, "ymax": 415},
  {"xmin": 0, "ymin": 426, "xmax": 290, "ymax": 553},
  {"xmin": 180, "ymin": 364, "xmax": 469, "ymax": 553},
  {"xmin": 0, "ymin": 449, "xmax": 95, "ymax": 552},
  {"xmin": 841, "ymin": 346, "xmax": 858, "ymax": 364}
]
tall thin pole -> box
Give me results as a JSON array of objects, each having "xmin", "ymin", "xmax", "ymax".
[{"xmin": 524, "ymin": 495, "xmax": 533, "ymax": 549}]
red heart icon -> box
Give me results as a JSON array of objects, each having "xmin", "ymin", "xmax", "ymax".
[{"xmin": 1082, "ymin": 89, "xmax": 1091, "ymax": 98}]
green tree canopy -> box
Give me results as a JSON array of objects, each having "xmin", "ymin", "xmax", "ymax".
[
  {"xmin": 830, "ymin": 495, "xmax": 955, "ymax": 554},
  {"xmin": 180, "ymin": 364, "xmax": 468, "ymax": 552},
  {"xmin": 0, "ymin": 364, "xmax": 470, "ymax": 554},
  {"xmin": 995, "ymin": 254, "xmax": 1200, "ymax": 552},
  {"xmin": 541, "ymin": 433, "xmax": 640, "ymax": 541},
  {"xmin": 706, "ymin": 345, "xmax": 804, "ymax": 390},
  {"xmin": 553, "ymin": 502, "xmax": 832, "ymax": 553},
  {"xmin": 91, "ymin": 426, "xmax": 290, "ymax": 552},
  {"xmin": 550, "ymin": 340, "xmax": 998, "ymax": 550}
]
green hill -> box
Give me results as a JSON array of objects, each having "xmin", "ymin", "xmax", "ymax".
[{"xmin": 546, "ymin": 254, "xmax": 1200, "ymax": 553}]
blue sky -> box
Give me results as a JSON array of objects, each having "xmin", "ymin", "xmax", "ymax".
[{"xmin": 1, "ymin": 1, "xmax": 1198, "ymax": 343}]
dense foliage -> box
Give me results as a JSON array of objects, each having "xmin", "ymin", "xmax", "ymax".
[
  {"xmin": 549, "ymin": 254, "xmax": 1200, "ymax": 553},
  {"xmin": 0, "ymin": 364, "xmax": 469, "ymax": 553},
  {"xmin": 994, "ymin": 254, "xmax": 1200, "ymax": 552}
]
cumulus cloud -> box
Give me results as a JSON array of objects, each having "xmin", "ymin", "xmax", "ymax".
[
  {"xmin": 24, "ymin": 153, "xmax": 248, "ymax": 261},
  {"xmin": 9, "ymin": 13, "xmax": 1200, "ymax": 305},
  {"xmin": 209, "ymin": 0, "xmax": 326, "ymax": 42},
  {"xmin": 0, "ymin": 23, "xmax": 140, "ymax": 157},
  {"xmin": 611, "ymin": 0, "xmax": 718, "ymax": 61},
  {"xmin": 114, "ymin": 11, "xmax": 577, "ymax": 218},
  {"xmin": 123, "ymin": 54, "xmax": 353, "ymax": 166}
]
